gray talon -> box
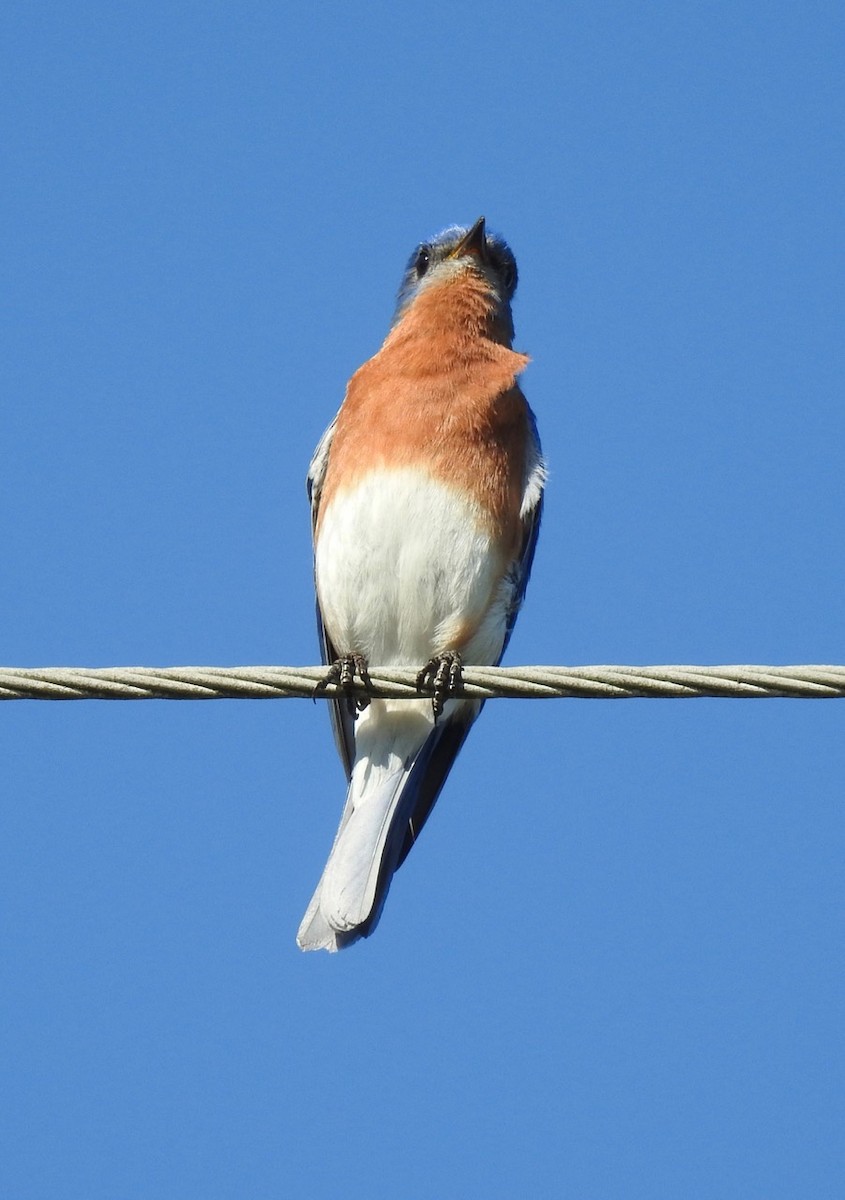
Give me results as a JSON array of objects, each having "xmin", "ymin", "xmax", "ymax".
[
  {"xmin": 416, "ymin": 652, "xmax": 463, "ymax": 719},
  {"xmin": 315, "ymin": 654, "xmax": 372, "ymax": 715}
]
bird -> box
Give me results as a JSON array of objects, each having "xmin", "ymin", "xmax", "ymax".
[{"xmin": 297, "ymin": 216, "xmax": 545, "ymax": 952}]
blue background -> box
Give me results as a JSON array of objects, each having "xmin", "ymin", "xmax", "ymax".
[{"xmin": 2, "ymin": 2, "xmax": 843, "ymax": 1196}]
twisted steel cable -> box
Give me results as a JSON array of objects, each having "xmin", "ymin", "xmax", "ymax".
[{"xmin": 0, "ymin": 664, "xmax": 843, "ymax": 701}]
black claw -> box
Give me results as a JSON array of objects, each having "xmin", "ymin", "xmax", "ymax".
[
  {"xmin": 416, "ymin": 651, "xmax": 464, "ymax": 720},
  {"xmin": 315, "ymin": 654, "xmax": 372, "ymax": 715}
]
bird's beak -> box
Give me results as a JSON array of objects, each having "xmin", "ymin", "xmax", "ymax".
[{"xmin": 450, "ymin": 216, "xmax": 488, "ymax": 262}]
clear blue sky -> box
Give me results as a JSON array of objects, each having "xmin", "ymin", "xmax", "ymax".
[{"xmin": 2, "ymin": 2, "xmax": 843, "ymax": 1196}]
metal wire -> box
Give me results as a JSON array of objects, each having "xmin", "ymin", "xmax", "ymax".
[{"xmin": 0, "ymin": 664, "xmax": 844, "ymax": 701}]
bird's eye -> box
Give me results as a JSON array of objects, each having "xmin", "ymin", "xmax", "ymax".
[
  {"xmin": 500, "ymin": 263, "xmax": 515, "ymax": 293},
  {"xmin": 414, "ymin": 246, "xmax": 431, "ymax": 277}
]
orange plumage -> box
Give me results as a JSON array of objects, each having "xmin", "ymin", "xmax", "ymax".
[{"xmin": 318, "ymin": 270, "xmax": 531, "ymax": 558}]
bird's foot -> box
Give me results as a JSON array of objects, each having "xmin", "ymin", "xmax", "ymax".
[
  {"xmin": 314, "ymin": 654, "xmax": 372, "ymax": 715},
  {"xmin": 416, "ymin": 651, "xmax": 463, "ymax": 720}
]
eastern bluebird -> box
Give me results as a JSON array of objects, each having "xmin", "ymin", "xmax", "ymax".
[{"xmin": 297, "ymin": 217, "xmax": 545, "ymax": 952}]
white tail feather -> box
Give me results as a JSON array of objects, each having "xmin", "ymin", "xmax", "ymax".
[{"xmin": 297, "ymin": 702, "xmax": 434, "ymax": 952}]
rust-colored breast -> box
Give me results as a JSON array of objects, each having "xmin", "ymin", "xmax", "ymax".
[{"xmin": 319, "ymin": 272, "xmax": 531, "ymax": 558}]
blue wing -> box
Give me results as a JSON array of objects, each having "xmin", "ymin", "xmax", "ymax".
[
  {"xmin": 500, "ymin": 402, "xmax": 545, "ymax": 661},
  {"xmin": 307, "ymin": 419, "xmax": 355, "ymax": 780}
]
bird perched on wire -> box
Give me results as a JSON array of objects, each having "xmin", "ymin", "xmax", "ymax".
[{"xmin": 297, "ymin": 217, "xmax": 545, "ymax": 952}]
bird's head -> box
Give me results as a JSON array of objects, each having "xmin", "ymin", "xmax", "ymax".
[{"xmin": 392, "ymin": 217, "xmax": 518, "ymax": 340}]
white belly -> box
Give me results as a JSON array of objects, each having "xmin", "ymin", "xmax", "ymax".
[{"xmin": 315, "ymin": 467, "xmax": 510, "ymax": 667}]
